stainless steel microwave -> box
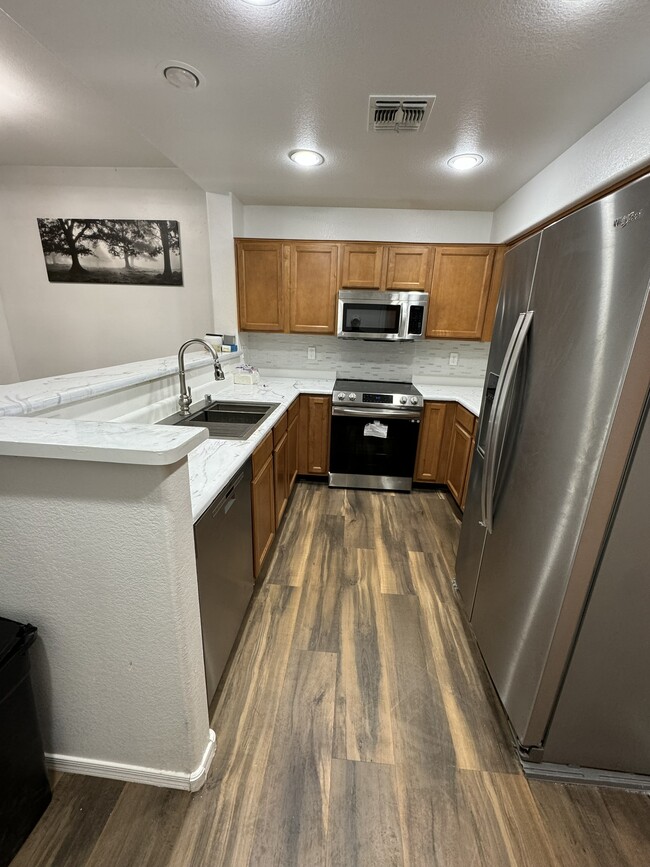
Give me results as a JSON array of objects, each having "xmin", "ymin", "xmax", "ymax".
[{"xmin": 336, "ymin": 289, "xmax": 429, "ymax": 341}]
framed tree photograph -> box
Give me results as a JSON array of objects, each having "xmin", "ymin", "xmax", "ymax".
[{"xmin": 37, "ymin": 218, "xmax": 183, "ymax": 285}]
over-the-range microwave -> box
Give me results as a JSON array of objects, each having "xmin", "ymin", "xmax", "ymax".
[{"xmin": 336, "ymin": 289, "xmax": 429, "ymax": 341}]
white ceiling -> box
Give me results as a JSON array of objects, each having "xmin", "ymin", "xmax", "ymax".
[
  {"xmin": 0, "ymin": 0, "xmax": 649, "ymax": 210},
  {"xmin": 0, "ymin": 11, "xmax": 171, "ymax": 168}
]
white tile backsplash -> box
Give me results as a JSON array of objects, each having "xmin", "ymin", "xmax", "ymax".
[{"xmin": 241, "ymin": 334, "xmax": 489, "ymax": 383}]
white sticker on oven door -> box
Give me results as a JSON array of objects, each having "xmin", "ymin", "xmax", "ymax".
[{"xmin": 364, "ymin": 421, "xmax": 388, "ymax": 439}]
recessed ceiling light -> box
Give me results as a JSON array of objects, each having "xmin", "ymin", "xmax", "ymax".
[
  {"xmin": 241, "ymin": 0, "xmax": 281, "ymax": 5},
  {"xmin": 288, "ymin": 149, "xmax": 325, "ymax": 167},
  {"xmin": 447, "ymin": 153, "xmax": 484, "ymax": 171},
  {"xmin": 163, "ymin": 66, "xmax": 200, "ymax": 90}
]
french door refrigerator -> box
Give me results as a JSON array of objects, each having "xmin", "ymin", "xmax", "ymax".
[{"xmin": 455, "ymin": 174, "xmax": 650, "ymax": 774}]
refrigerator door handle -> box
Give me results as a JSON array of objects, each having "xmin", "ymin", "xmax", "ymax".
[
  {"xmin": 480, "ymin": 312, "xmax": 525, "ymax": 528},
  {"xmin": 481, "ymin": 310, "xmax": 534, "ymax": 533}
]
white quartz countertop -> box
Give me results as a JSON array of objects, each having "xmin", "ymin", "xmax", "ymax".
[
  {"xmin": 0, "ymin": 417, "xmax": 208, "ymax": 465},
  {"xmin": 187, "ymin": 378, "xmax": 334, "ymax": 521},
  {"xmin": 0, "ymin": 354, "xmax": 483, "ymax": 515},
  {"xmin": 0, "ymin": 351, "xmax": 239, "ymax": 418},
  {"xmin": 186, "ymin": 377, "xmax": 482, "ymax": 521},
  {"xmin": 414, "ymin": 383, "xmax": 483, "ymax": 416}
]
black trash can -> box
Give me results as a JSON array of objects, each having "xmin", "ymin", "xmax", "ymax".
[{"xmin": 0, "ymin": 618, "xmax": 51, "ymax": 867}]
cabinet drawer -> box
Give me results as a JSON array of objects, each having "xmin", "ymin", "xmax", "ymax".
[
  {"xmin": 273, "ymin": 411, "xmax": 288, "ymax": 444},
  {"xmin": 455, "ymin": 404, "xmax": 476, "ymax": 434},
  {"xmin": 252, "ymin": 430, "xmax": 273, "ymax": 478}
]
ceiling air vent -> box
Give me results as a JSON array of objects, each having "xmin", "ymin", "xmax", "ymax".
[{"xmin": 368, "ymin": 95, "xmax": 435, "ymax": 133}]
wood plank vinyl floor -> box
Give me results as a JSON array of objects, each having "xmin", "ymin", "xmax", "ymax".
[{"xmin": 14, "ymin": 482, "xmax": 650, "ymax": 867}]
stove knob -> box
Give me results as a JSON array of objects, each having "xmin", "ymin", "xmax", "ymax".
[
  {"xmin": 337, "ymin": 392, "xmax": 346, "ymax": 400},
  {"xmin": 410, "ymin": 396, "xmax": 418, "ymax": 405},
  {"xmin": 348, "ymin": 393, "xmax": 357, "ymax": 401},
  {"xmin": 400, "ymin": 396, "xmax": 407, "ymax": 404}
]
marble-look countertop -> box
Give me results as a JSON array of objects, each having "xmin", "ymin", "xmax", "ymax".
[
  {"xmin": 186, "ymin": 376, "xmax": 482, "ymax": 521},
  {"xmin": 0, "ymin": 351, "xmax": 240, "ymax": 418},
  {"xmin": 187, "ymin": 378, "xmax": 334, "ymax": 521},
  {"xmin": 0, "ymin": 417, "xmax": 208, "ymax": 465},
  {"xmin": 0, "ymin": 355, "xmax": 483, "ymax": 516},
  {"xmin": 414, "ymin": 382, "xmax": 483, "ymax": 416}
]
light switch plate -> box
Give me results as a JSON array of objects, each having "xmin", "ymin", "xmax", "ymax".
[
  {"xmin": 449, "ymin": 352, "xmax": 459, "ymax": 367},
  {"xmin": 307, "ymin": 347, "xmax": 316, "ymax": 360}
]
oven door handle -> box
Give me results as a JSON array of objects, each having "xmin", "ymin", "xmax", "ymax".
[{"xmin": 332, "ymin": 406, "xmax": 422, "ymax": 420}]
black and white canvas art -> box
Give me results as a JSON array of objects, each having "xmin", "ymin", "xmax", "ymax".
[{"xmin": 37, "ymin": 218, "xmax": 183, "ymax": 285}]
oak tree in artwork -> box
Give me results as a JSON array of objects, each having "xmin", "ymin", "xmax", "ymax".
[
  {"xmin": 37, "ymin": 218, "xmax": 183, "ymax": 285},
  {"xmin": 94, "ymin": 220, "xmax": 160, "ymax": 271},
  {"xmin": 37, "ymin": 219, "xmax": 99, "ymax": 277}
]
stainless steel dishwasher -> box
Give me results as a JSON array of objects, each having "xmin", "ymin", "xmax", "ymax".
[{"xmin": 193, "ymin": 459, "xmax": 254, "ymax": 705}]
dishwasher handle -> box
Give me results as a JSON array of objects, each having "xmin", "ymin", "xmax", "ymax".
[{"xmin": 211, "ymin": 471, "xmax": 244, "ymax": 519}]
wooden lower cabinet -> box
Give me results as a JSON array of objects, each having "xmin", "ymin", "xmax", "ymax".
[
  {"xmin": 298, "ymin": 394, "xmax": 331, "ymax": 475},
  {"xmin": 287, "ymin": 403, "xmax": 299, "ymax": 494},
  {"xmin": 273, "ymin": 429, "xmax": 289, "ymax": 528},
  {"xmin": 415, "ymin": 400, "xmax": 477, "ymax": 510},
  {"xmin": 414, "ymin": 402, "xmax": 449, "ymax": 481},
  {"xmin": 251, "ymin": 437, "xmax": 276, "ymax": 578},
  {"xmin": 445, "ymin": 406, "xmax": 477, "ymax": 508}
]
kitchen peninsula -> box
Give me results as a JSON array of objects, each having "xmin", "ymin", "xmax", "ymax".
[{"xmin": 0, "ymin": 350, "xmax": 481, "ymax": 791}]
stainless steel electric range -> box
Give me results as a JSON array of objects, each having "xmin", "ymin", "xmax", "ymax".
[{"xmin": 329, "ymin": 379, "xmax": 423, "ymax": 492}]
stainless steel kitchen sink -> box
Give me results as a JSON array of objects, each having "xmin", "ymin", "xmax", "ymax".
[{"xmin": 158, "ymin": 399, "xmax": 279, "ymax": 440}]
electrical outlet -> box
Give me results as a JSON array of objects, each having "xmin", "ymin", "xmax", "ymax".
[
  {"xmin": 307, "ymin": 347, "xmax": 316, "ymax": 360},
  {"xmin": 449, "ymin": 352, "xmax": 459, "ymax": 367}
]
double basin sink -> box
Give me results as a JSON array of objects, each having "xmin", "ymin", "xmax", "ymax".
[{"xmin": 159, "ymin": 399, "xmax": 279, "ymax": 440}]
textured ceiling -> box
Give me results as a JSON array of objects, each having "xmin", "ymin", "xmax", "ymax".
[
  {"xmin": 0, "ymin": 0, "xmax": 649, "ymax": 209},
  {"xmin": 0, "ymin": 11, "xmax": 171, "ymax": 168}
]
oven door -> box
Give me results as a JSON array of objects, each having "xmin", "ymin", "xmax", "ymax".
[
  {"xmin": 329, "ymin": 406, "xmax": 421, "ymax": 491},
  {"xmin": 337, "ymin": 298, "xmax": 404, "ymax": 340}
]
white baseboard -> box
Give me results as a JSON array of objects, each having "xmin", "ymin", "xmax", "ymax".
[{"xmin": 46, "ymin": 728, "xmax": 216, "ymax": 792}]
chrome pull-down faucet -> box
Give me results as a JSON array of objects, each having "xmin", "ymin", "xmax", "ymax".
[{"xmin": 177, "ymin": 338, "xmax": 224, "ymax": 415}]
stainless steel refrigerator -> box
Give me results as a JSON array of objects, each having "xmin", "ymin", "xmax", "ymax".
[{"xmin": 455, "ymin": 174, "xmax": 650, "ymax": 778}]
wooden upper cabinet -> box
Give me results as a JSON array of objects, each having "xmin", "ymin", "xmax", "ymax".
[
  {"xmin": 236, "ymin": 240, "xmax": 285, "ymax": 332},
  {"xmin": 427, "ymin": 246, "xmax": 495, "ymax": 340},
  {"xmin": 288, "ymin": 243, "xmax": 339, "ymax": 333},
  {"xmin": 385, "ymin": 245, "xmax": 432, "ymax": 291},
  {"xmin": 340, "ymin": 243, "xmax": 385, "ymax": 289},
  {"xmin": 481, "ymin": 246, "xmax": 506, "ymax": 342}
]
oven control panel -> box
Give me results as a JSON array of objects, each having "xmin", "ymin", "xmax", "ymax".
[{"xmin": 362, "ymin": 393, "xmax": 392, "ymax": 404}]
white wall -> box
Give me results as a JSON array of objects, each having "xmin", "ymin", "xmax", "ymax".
[
  {"xmin": 491, "ymin": 83, "xmax": 650, "ymax": 243},
  {"xmin": 206, "ymin": 192, "xmax": 240, "ymax": 337},
  {"xmin": 0, "ymin": 166, "xmax": 215, "ymax": 382},
  {"xmin": 0, "ymin": 291, "xmax": 18, "ymax": 382},
  {"xmin": 242, "ymin": 205, "xmax": 493, "ymax": 243}
]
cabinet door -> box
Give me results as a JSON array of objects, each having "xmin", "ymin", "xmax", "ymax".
[
  {"xmin": 445, "ymin": 415, "xmax": 475, "ymax": 507},
  {"xmin": 385, "ymin": 245, "xmax": 432, "ymax": 291},
  {"xmin": 287, "ymin": 415, "xmax": 299, "ymax": 495},
  {"xmin": 340, "ymin": 243, "xmax": 385, "ymax": 289},
  {"xmin": 289, "ymin": 243, "xmax": 338, "ymax": 333},
  {"xmin": 236, "ymin": 240, "xmax": 285, "ymax": 332},
  {"xmin": 481, "ymin": 246, "xmax": 506, "ymax": 342},
  {"xmin": 299, "ymin": 394, "xmax": 331, "ymax": 475},
  {"xmin": 414, "ymin": 402, "xmax": 448, "ymax": 481},
  {"xmin": 427, "ymin": 246, "xmax": 495, "ymax": 339},
  {"xmin": 251, "ymin": 452, "xmax": 275, "ymax": 578},
  {"xmin": 273, "ymin": 431, "xmax": 289, "ymax": 528}
]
